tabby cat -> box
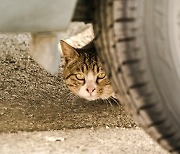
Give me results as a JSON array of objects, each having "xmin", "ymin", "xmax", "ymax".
[{"xmin": 60, "ymin": 40, "xmax": 115, "ymax": 101}]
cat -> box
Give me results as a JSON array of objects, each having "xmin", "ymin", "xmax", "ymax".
[{"xmin": 60, "ymin": 40, "xmax": 115, "ymax": 101}]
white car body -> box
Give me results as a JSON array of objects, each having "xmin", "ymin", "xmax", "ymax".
[{"xmin": 0, "ymin": 0, "xmax": 78, "ymax": 74}]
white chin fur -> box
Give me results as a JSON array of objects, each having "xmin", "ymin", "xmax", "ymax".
[
  {"xmin": 85, "ymin": 96, "xmax": 97, "ymax": 101},
  {"xmin": 78, "ymin": 91, "xmax": 97, "ymax": 101},
  {"xmin": 78, "ymin": 86, "xmax": 97, "ymax": 101}
]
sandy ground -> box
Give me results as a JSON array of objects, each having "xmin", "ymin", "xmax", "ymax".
[{"xmin": 0, "ymin": 23, "xmax": 168, "ymax": 153}]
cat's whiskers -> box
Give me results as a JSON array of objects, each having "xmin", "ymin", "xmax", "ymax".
[
  {"xmin": 106, "ymin": 98, "xmax": 113, "ymax": 107},
  {"xmin": 110, "ymin": 96, "xmax": 121, "ymax": 107},
  {"xmin": 103, "ymin": 98, "xmax": 113, "ymax": 107},
  {"xmin": 102, "ymin": 99, "xmax": 109, "ymax": 107},
  {"xmin": 61, "ymin": 40, "xmax": 115, "ymax": 102}
]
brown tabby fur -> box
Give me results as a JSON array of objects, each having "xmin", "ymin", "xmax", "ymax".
[{"xmin": 60, "ymin": 40, "xmax": 114, "ymax": 100}]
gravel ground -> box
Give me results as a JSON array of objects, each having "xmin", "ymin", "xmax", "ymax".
[
  {"xmin": 0, "ymin": 23, "xmax": 136, "ymax": 133},
  {"xmin": 0, "ymin": 23, "xmax": 168, "ymax": 154},
  {"xmin": 0, "ymin": 128, "xmax": 168, "ymax": 154}
]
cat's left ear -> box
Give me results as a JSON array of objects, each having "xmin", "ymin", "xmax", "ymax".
[{"xmin": 60, "ymin": 40, "xmax": 79, "ymax": 62}]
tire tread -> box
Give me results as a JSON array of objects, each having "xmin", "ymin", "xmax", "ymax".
[{"xmin": 93, "ymin": 0, "xmax": 180, "ymax": 152}]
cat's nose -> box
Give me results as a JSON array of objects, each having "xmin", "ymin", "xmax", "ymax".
[{"xmin": 86, "ymin": 87, "xmax": 95, "ymax": 95}]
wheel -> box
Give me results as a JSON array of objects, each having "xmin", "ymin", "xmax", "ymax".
[{"xmin": 93, "ymin": 0, "xmax": 180, "ymax": 153}]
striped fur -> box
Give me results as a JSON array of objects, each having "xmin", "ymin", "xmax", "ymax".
[{"xmin": 60, "ymin": 40, "xmax": 114, "ymax": 100}]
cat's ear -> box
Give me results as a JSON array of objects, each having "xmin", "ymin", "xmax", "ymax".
[{"xmin": 60, "ymin": 40, "xmax": 79, "ymax": 62}]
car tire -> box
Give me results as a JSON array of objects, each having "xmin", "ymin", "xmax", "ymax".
[{"xmin": 93, "ymin": 0, "xmax": 180, "ymax": 153}]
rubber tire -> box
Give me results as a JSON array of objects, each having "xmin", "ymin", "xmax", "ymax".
[{"xmin": 93, "ymin": 0, "xmax": 180, "ymax": 153}]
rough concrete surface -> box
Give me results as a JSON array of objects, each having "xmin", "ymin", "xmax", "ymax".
[
  {"xmin": 0, "ymin": 128, "xmax": 168, "ymax": 154},
  {"xmin": 0, "ymin": 23, "xmax": 168, "ymax": 153}
]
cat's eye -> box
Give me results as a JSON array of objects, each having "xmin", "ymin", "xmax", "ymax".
[
  {"xmin": 76, "ymin": 73, "xmax": 85, "ymax": 80},
  {"xmin": 97, "ymin": 73, "xmax": 106, "ymax": 79}
]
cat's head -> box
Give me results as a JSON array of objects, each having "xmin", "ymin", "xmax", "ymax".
[{"xmin": 60, "ymin": 40, "xmax": 114, "ymax": 101}]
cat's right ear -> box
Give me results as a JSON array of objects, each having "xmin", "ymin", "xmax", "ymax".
[{"xmin": 60, "ymin": 40, "xmax": 79, "ymax": 62}]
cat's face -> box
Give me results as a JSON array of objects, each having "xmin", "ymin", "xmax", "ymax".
[{"xmin": 60, "ymin": 40, "xmax": 114, "ymax": 101}]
